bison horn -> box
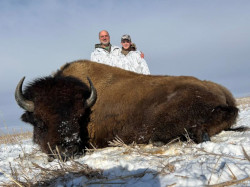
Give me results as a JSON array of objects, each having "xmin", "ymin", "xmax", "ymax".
[
  {"xmin": 84, "ymin": 77, "xmax": 97, "ymax": 108},
  {"xmin": 15, "ymin": 77, "xmax": 35, "ymax": 112}
]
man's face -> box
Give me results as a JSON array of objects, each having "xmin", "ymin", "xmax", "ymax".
[
  {"xmin": 121, "ymin": 40, "xmax": 131, "ymax": 50},
  {"xmin": 99, "ymin": 31, "xmax": 110, "ymax": 46}
]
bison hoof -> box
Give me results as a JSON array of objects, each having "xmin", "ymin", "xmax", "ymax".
[
  {"xmin": 202, "ymin": 132, "xmax": 211, "ymax": 142},
  {"xmin": 153, "ymin": 141, "xmax": 165, "ymax": 146},
  {"xmin": 48, "ymin": 155, "xmax": 55, "ymax": 162},
  {"xmin": 149, "ymin": 139, "xmax": 165, "ymax": 146}
]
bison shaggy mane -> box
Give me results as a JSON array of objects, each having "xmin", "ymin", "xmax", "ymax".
[{"xmin": 17, "ymin": 75, "xmax": 96, "ymax": 159}]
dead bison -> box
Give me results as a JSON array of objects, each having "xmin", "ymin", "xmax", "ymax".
[
  {"xmin": 16, "ymin": 60, "xmax": 239, "ymax": 158},
  {"xmin": 55, "ymin": 60, "xmax": 238, "ymax": 146},
  {"xmin": 15, "ymin": 75, "xmax": 97, "ymax": 159}
]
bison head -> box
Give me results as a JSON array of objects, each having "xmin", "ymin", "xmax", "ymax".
[{"xmin": 15, "ymin": 75, "xmax": 97, "ymax": 160}]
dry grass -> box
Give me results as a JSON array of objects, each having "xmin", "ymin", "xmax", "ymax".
[
  {"xmin": 236, "ymin": 96, "xmax": 250, "ymax": 106},
  {"xmin": 1, "ymin": 143, "xmax": 104, "ymax": 186},
  {"xmin": 206, "ymin": 176, "xmax": 250, "ymax": 187},
  {"xmin": 0, "ymin": 131, "xmax": 32, "ymax": 145},
  {"xmin": 2, "ymin": 161, "xmax": 104, "ymax": 187}
]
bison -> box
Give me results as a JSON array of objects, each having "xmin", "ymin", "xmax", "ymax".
[
  {"xmin": 16, "ymin": 60, "xmax": 239, "ymax": 159},
  {"xmin": 15, "ymin": 75, "xmax": 97, "ymax": 159}
]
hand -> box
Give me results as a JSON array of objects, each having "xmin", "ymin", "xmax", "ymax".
[{"xmin": 140, "ymin": 52, "xmax": 144, "ymax": 58}]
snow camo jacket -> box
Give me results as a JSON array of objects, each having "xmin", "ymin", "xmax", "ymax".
[
  {"xmin": 91, "ymin": 46, "xmax": 150, "ymax": 75},
  {"xmin": 114, "ymin": 49, "xmax": 150, "ymax": 75},
  {"xmin": 90, "ymin": 45, "xmax": 120, "ymax": 66}
]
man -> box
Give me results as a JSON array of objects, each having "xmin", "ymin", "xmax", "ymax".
[{"xmin": 90, "ymin": 30, "xmax": 120, "ymax": 66}]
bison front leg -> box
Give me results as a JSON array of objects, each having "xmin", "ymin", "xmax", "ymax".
[
  {"xmin": 190, "ymin": 127, "xmax": 211, "ymax": 143},
  {"xmin": 202, "ymin": 132, "xmax": 211, "ymax": 142}
]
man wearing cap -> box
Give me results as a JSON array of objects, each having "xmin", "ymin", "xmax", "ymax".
[
  {"xmin": 90, "ymin": 30, "xmax": 120, "ymax": 66},
  {"xmin": 116, "ymin": 34, "xmax": 150, "ymax": 75}
]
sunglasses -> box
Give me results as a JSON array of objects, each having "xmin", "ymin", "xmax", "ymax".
[{"xmin": 122, "ymin": 40, "xmax": 131, "ymax": 43}]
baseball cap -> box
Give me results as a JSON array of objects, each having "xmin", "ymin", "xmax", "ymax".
[{"xmin": 121, "ymin": 34, "xmax": 131, "ymax": 42}]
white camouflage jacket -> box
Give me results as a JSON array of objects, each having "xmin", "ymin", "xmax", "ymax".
[
  {"xmin": 91, "ymin": 45, "xmax": 150, "ymax": 75},
  {"xmin": 90, "ymin": 45, "xmax": 120, "ymax": 66},
  {"xmin": 113, "ymin": 49, "xmax": 150, "ymax": 75}
]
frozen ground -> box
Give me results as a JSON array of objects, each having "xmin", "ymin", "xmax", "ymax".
[{"xmin": 0, "ymin": 97, "xmax": 249, "ymax": 186}]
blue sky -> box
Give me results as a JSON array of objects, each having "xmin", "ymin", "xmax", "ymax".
[{"xmin": 1, "ymin": 0, "xmax": 250, "ymax": 133}]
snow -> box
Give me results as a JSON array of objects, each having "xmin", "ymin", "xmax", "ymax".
[{"xmin": 0, "ymin": 98, "xmax": 250, "ymax": 186}]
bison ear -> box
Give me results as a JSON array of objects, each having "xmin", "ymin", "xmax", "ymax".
[
  {"xmin": 21, "ymin": 112, "xmax": 36, "ymax": 126},
  {"xmin": 84, "ymin": 77, "xmax": 97, "ymax": 108}
]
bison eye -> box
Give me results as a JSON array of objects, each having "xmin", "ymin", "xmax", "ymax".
[{"xmin": 36, "ymin": 121, "xmax": 47, "ymax": 130}]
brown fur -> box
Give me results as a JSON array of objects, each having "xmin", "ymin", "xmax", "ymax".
[
  {"xmin": 54, "ymin": 60, "xmax": 238, "ymax": 147},
  {"xmin": 20, "ymin": 76, "xmax": 91, "ymax": 158}
]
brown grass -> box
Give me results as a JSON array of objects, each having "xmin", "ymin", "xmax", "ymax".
[
  {"xmin": 236, "ymin": 96, "xmax": 250, "ymax": 106},
  {"xmin": 0, "ymin": 131, "xmax": 32, "ymax": 145}
]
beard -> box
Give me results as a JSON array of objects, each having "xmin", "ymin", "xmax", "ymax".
[{"xmin": 101, "ymin": 41, "xmax": 110, "ymax": 46}]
